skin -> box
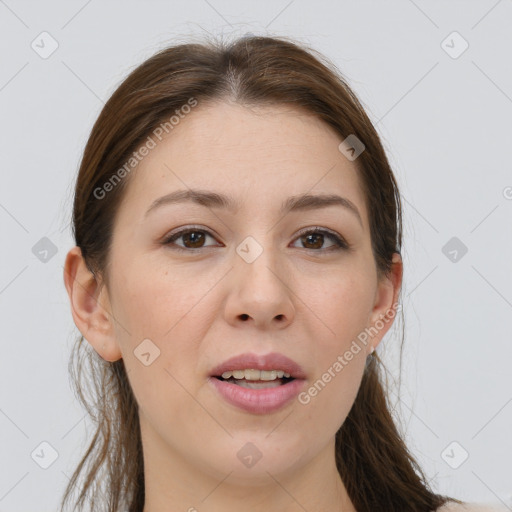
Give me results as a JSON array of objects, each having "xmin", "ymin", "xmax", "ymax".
[{"xmin": 64, "ymin": 100, "xmax": 402, "ymax": 511}]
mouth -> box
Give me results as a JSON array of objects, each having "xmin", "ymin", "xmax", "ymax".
[
  {"xmin": 213, "ymin": 369, "xmax": 296, "ymax": 389},
  {"xmin": 208, "ymin": 352, "xmax": 306, "ymax": 414},
  {"xmin": 209, "ymin": 351, "xmax": 306, "ymax": 380}
]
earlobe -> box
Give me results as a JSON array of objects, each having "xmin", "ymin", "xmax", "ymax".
[
  {"xmin": 367, "ymin": 252, "xmax": 403, "ymax": 354},
  {"xmin": 63, "ymin": 246, "xmax": 122, "ymax": 362}
]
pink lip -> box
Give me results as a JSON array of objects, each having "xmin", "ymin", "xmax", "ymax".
[
  {"xmin": 209, "ymin": 377, "xmax": 305, "ymax": 414},
  {"xmin": 208, "ymin": 352, "xmax": 307, "ymax": 415}
]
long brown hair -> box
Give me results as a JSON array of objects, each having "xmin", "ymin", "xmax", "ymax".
[{"xmin": 61, "ymin": 34, "xmax": 463, "ymax": 511}]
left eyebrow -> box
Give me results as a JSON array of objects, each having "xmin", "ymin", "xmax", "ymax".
[{"xmin": 144, "ymin": 188, "xmax": 363, "ymax": 227}]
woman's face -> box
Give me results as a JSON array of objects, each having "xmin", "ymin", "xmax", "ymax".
[{"xmin": 87, "ymin": 101, "xmax": 400, "ymax": 485}]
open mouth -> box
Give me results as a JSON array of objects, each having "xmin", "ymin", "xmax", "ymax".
[
  {"xmin": 213, "ymin": 369, "xmax": 296, "ymax": 389},
  {"xmin": 209, "ymin": 365, "xmax": 305, "ymax": 414},
  {"xmin": 215, "ymin": 376, "xmax": 296, "ymax": 389},
  {"xmin": 209, "ymin": 354, "xmax": 306, "ymax": 413}
]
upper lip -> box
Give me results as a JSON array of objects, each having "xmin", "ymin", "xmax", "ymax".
[{"xmin": 210, "ymin": 352, "xmax": 306, "ymax": 379}]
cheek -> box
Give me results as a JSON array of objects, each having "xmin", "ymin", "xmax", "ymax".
[
  {"xmin": 295, "ymin": 267, "xmax": 375, "ymax": 347},
  {"xmin": 292, "ymin": 270, "xmax": 372, "ymax": 429},
  {"xmin": 108, "ymin": 261, "xmax": 218, "ymax": 405},
  {"xmin": 298, "ymin": 343, "xmax": 366, "ymax": 441},
  {"xmin": 110, "ymin": 259, "xmax": 218, "ymax": 343}
]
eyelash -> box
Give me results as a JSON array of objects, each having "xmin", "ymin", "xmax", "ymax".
[{"xmin": 161, "ymin": 225, "xmax": 351, "ymax": 253}]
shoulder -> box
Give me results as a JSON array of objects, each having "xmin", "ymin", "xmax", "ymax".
[{"xmin": 437, "ymin": 501, "xmax": 510, "ymax": 512}]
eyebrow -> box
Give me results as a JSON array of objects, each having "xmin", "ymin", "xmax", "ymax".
[{"xmin": 144, "ymin": 189, "xmax": 363, "ymax": 227}]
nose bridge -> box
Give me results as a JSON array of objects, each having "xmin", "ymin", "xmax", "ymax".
[
  {"xmin": 235, "ymin": 232, "xmax": 283, "ymax": 290},
  {"xmin": 225, "ymin": 231, "xmax": 295, "ymax": 326}
]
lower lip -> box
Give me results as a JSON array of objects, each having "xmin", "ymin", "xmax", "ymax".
[{"xmin": 209, "ymin": 377, "xmax": 305, "ymax": 414}]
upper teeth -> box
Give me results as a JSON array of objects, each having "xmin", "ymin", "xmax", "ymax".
[{"xmin": 221, "ymin": 369, "xmax": 291, "ymax": 380}]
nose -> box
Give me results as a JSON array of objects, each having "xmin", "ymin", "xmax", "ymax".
[{"xmin": 223, "ymin": 244, "xmax": 295, "ymax": 330}]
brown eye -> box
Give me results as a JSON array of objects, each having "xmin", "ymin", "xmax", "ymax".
[
  {"xmin": 180, "ymin": 230, "xmax": 207, "ymax": 248},
  {"xmin": 291, "ymin": 228, "xmax": 349, "ymax": 251},
  {"xmin": 162, "ymin": 226, "xmax": 349, "ymax": 253},
  {"xmin": 162, "ymin": 228, "xmax": 220, "ymax": 251},
  {"xmin": 299, "ymin": 232, "xmax": 324, "ymax": 249}
]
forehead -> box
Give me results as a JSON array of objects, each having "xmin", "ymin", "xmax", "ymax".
[{"xmin": 117, "ymin": 101, "xmax": 367, "ymax": 224}]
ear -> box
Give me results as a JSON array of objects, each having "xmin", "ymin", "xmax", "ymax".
[
  {"xmin": 63, "ymin": 246, "xmax": 122, "ymax": 362},
  {"xmin": 367, "ymin": 252, "xmax": 403, "ymax": 355}
]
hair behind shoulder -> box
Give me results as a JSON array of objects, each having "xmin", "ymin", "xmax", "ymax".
[{"xmin": 61, "ymin": 33, "xmax": 464, "ymax": 511}]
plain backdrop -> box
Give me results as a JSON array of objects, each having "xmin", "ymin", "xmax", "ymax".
[{"xmin": 0, "ymin": 1, "xmax": 511, "ymax": 510}]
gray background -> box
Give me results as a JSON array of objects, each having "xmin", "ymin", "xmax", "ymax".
[{"xmin": 0, "ymin": 1, "xmax": 511, "ymax": 510}]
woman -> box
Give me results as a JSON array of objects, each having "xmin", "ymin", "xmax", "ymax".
[{"xmin": 61, "ymin": 34, "xmax": 502, "ymax": 511}]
